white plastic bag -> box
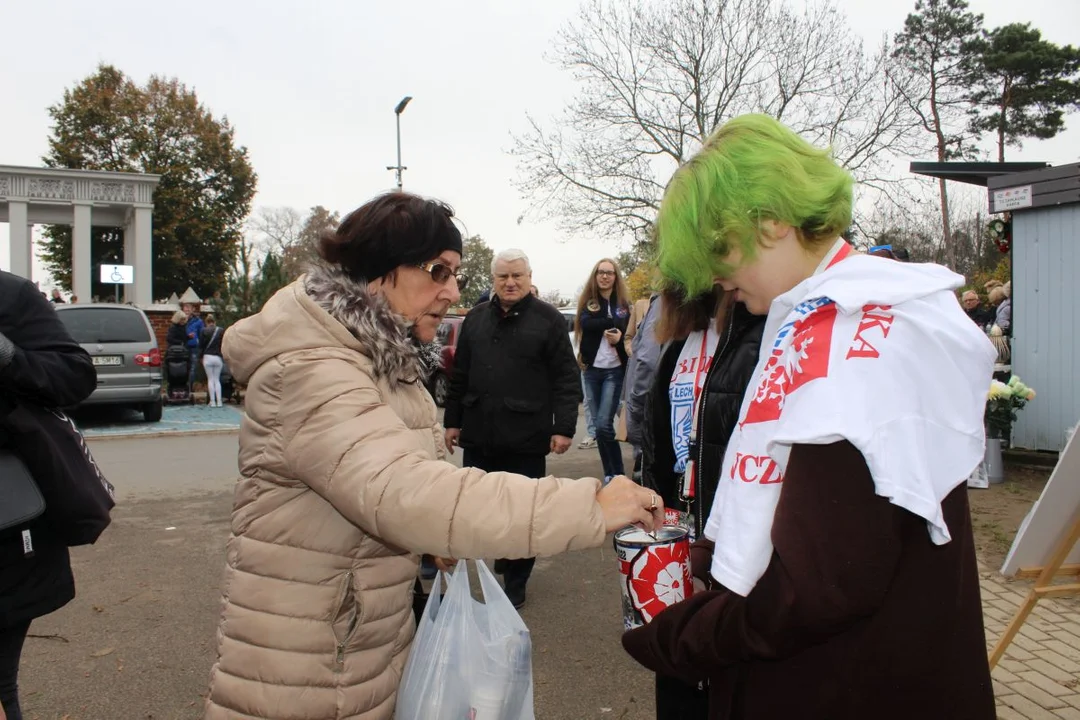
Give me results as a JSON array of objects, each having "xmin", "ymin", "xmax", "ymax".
[{"xmin": 396, "ymin": 560, "xmax": 535, "ymax": 720}]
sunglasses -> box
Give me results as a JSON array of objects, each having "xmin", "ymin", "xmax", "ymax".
[{"xmin": 418, "ymin": 261, "xmax": 470, "ymax": 290}]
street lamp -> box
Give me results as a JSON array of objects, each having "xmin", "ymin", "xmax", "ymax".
[{"xmin": 387, "ymin": 95, "xmax": 413, "ymax": 191}]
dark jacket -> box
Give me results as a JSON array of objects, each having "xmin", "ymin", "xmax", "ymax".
[
  {"xmin": 200, "ymin": 325, "xmax": 224, "ymax": 357},
  {"xmin": 642, "ymin": 303, "xmax": 765, "ymax": 541},
  {"xmin": 578, "ymin": 295, "xmax": 630, "ymax": 368},
  {"xmin": 166, "ymin": 323, "xmax": 188, "ymax": 348},
  {"xmin": 444, "ymin": 294, "xmax": 581, "ymax": 455},
  {"xmin": 965, "ymin": 305, "xmax": 994, "ymax": 329},
  {"xmin": 623, "ymin": 442, "xmax": 995, "ymax": 720},
  {"xmin": 0, "ymin": 270, "xmax": 97, "ymax": 628}
]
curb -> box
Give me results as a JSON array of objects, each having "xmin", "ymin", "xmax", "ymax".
[
  {"xmin": 1003, "ymin": 449, "xmax": 1059, "ymax": 469},
  {"xmin": 84, "ymin": 427, "xmax": 240, "ymax": 442}
]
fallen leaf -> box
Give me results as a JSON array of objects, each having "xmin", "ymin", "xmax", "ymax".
[{"xmin": 91, "ymin": 647, "xmax": 115, "ymax": 658}]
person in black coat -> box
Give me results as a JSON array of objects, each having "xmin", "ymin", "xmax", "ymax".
[
  {"xmin": 641, "ymin": 288, "xmax": 764, "ymax": 720},
  {"xmin": 443, "ymin": 249, "xmax": 582, "ymax": 608},
  {"xmin": 166, "ymin": 311, "xmax": 188, "ymax": 348},
  {"xmin": 0, "ymin": 271, "xmax": 97, "ymax": 720}
]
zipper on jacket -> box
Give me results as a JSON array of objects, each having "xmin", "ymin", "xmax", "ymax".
[
  {"xmin": 332, "ymin": 571, "xmax": 358, "ymax": 672},
  {"xmin": 691, "ymin": 308, "xmax": 738, "ymax": 541}
]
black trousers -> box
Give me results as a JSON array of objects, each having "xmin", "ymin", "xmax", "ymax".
[
  {"xmin": 0, "ymin": 620, "xmax": 31, "ymax": 720},
  {"xmin": 461, "ymin": 448, "xmax": 546, "ymax": 592},
  {"xmin": 655, "ymin": 673, "xmax": 709, "ymax": 720}
]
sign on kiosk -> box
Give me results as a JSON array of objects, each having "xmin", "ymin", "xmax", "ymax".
[{"xmin": 100, "ymin": 264, "xmax": 134, "ymax": 285}]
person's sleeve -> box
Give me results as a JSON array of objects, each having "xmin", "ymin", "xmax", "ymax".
[
  {"xmin": 0, "ymin": 282, "xmax": 96, "ymax": 408},
  {"xmin": 443, "ymin": 316, "xmax": 473, "ymax": 430},
  {"xmin": 622, "ymin": 441, "xmax": 904, "ymax": 682},
  {"xmin": 626, "ymin": 317, "xmax": 663, "ymax": 448},
  {"xmin": 579, "ymin": 309, "xmax": 614, "ymax": 332},
  {"xmin": 641, "ymin": 352, "xmax": 678, "ymax": 503},
  {"xmin": 624, "ymin": 302, "xmax": 640, "ymax": 354},
  {"xmin": 548, "ymin": 315, "xmax": 582, "ymax": 438},
  {"xmin": 278, "ymin": 355, "xmax": 607, "ymax": 559}
]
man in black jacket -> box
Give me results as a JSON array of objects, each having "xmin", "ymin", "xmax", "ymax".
[
  {"xmin": 0, "ymin": 270, "xmax": 97, "ymax": 720},
  {"xmin": 443, "ymin": 249, "xmax": 581, "ymax": 609}
]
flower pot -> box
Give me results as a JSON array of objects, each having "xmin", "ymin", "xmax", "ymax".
[{"xmin": 985, "ymin": 438, "xmax": 1005, "ymax": 485}]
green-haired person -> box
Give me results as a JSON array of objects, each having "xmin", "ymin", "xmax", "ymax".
[{"xmin": 623, "ymin": 114, "xmax": 997, "ymax": 720}]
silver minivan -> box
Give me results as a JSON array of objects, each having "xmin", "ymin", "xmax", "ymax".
[{"xmin": 54, "ymin": 304, "xmax": 164, "ymax": 422}]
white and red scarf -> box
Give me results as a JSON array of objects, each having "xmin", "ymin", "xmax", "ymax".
[{"xmin": 703, "ymin": 241, "xmax": 996, "ymax": 596}]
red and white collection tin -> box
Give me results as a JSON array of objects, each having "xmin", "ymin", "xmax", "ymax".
[{"xmin": 613, "ymin": 524, "xmax": 694, "ymax": 630}]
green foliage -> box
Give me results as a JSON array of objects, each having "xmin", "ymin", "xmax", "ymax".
[
  {"xmin": 965, "ymin": 23, "xmax": 1080, "ymax": 161},
  {"xmin": 40, "ymin": 64, "xmax": 257, "ymax": 299},
  {"xmin": 615, "ymin": 238, "xmax": 656, "ymax": 277},
  {"xmin": 968, "ymin": 256, "xmax": 1011, "ymax": 299},
  {"xmin": 214, "ymin": 238, "xmax": 290, "ymax": 328},
  {"xmin": 458, "ymin": 235, "xmax": 494, "ymax": 307}
]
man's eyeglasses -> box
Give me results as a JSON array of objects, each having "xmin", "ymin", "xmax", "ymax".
[
  {"xmin": 596, "ymin": 270, "xmax": 616, "ymax": 277},
  {"xmin": 418, "ymin": 261, "xmax": 470, "ymax": 290}
]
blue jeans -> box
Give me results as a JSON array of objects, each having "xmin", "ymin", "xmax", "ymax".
[
  {"xmin": 581, "ymin": 374, "xmax": 596, "ymax": 439},
  {"xmin": 583, "ymin": 365, "xmax": 626, "ymax": 478},
  {"xmin": 188, "ymin": 348, "xmax": 200, "ymax": 388}
]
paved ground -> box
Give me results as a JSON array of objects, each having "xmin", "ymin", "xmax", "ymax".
[
  {"xmin": 15, "ymin": 418, "xmax": 1080, "ymax": 719},
  {"xmin": 20, "ymin": 424, "xmax": 658, "ymax": 720},
  {"xmin": 74, "ymin": 403, "xmax": 242, "ymax": 440},
  {"xmin": 982, "ymin": 573, "xmax": 1080, "ymax": 720}
]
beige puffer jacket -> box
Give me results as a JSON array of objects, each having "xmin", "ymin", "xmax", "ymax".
[{"xmin": 204, "ymin": 266, "xmax": 606, "ymax": 720}]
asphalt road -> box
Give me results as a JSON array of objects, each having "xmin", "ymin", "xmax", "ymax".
[{"xmin": 19, "ymin": 422, "xmax": 658, "ymax": 720}]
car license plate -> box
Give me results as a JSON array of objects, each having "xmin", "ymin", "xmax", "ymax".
[{"xmin": 92, "ymin": 355, "xmax": 123, "ymax": 367}]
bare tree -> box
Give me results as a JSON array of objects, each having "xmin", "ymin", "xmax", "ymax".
[
  {"xmin": 892, "ymin": 0, "xmax": 984, "ymax": 270},
  {"xmin": 250, "ymin": 207, "xmax": 304, "ymax": 254},
  {"xmin": 513, "ymin": 0, "xmax": 927, "ymax": 245},
  {"xmin": 863, "ymin": 179, "xmax": 997, "ymax": 278}
]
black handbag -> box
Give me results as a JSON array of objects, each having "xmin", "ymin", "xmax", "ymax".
[
  {"xmin": 0, "ymin": 449, "xmax": 45, "ymax": 533},
  {"xmin": 1, "ymin": 402, "xmax": 115, "ymax": 546}
]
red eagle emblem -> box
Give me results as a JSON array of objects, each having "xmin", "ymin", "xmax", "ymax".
[
  {"xmin": 627, "ymin": 541, "xmax": 693, "ymax": 622},
  {"xmin": 743, "ymin": 303, "xmax": 837, "ymax": 426}
]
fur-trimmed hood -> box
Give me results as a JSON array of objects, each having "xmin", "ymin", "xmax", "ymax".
[
  {"xmin": 222, "ymin": 265, "xmax": 441, "ymax": 387},
  {"xmin": 304, "ymin": 265, "xmax": 442, "ymax": 383}
]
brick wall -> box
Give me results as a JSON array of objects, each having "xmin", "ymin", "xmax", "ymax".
[{"xmin": 145, "ymin": 309, "xmax": 175, "ymax": 354}]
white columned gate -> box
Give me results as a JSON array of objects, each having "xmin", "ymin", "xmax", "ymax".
[{"xmin": 0, "ymin": 165, "xmax": 160, "ymax": 305}]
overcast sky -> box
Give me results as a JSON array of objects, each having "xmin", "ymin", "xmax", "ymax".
[{"xmin": 2, "ymin": 0, "xmax": 1078, "ymax": 297}]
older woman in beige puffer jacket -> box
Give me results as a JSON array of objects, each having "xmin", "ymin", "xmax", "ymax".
[{"xmin": 204, "ymin": 193, "xmax": 663, "ymax": 720}]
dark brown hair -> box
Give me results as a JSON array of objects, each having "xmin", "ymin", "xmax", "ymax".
[
  {"xmin": 654, "ymin": 285, "xmax": 730, "ymax": 344},
  {"xmin": 318, "ymin": 192, "xmax": 463, "ymax": 282}
]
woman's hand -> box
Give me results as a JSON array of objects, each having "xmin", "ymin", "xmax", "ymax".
[
  {"xmin": 598, "ymin": 475, "xmax": 664, "ymax": 533},
  {"xmin": 434, "ymin": 557, "xmax": 458, "ymax": 573},
  {"xmin": 604, "ymin": 328, "xmax": 622, "ymax": 346}
]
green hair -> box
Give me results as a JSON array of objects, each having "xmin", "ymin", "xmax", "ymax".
[{"xmin": 655, "ymin": 114, "xmax": 854, "ymax": 297}]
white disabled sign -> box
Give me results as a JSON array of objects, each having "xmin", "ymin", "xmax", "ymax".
[{"xmin": 100, "ymin": 264, "xmax": 134, "ymax": 285}]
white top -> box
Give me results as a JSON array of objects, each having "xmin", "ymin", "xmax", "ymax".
[
  {"xmin": 593, "ymin": 335, "xmax": 621, "ymax": 369},
  {"xmin": 592, "ymin": 301, "xmax": 622, "ymax": 369},
  {"xmin": 703, "ymin": 242, "xmax": 997, "ymax": 596}
]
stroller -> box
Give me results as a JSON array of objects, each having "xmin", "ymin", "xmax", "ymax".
[
  {"xmin": 164, "ymin": 345, "xmax": 194, "ymax": 404},
  {"xmin": 220, "ymin": 361, "xmax": 237, "ymax": 404}
]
